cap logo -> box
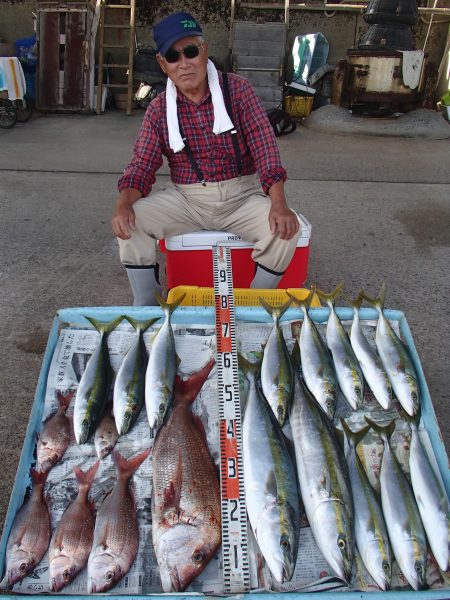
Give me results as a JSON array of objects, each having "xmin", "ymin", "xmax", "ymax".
[{"xmin": 181, "ymin": 19, "xmax": 197, "ymax": 28}]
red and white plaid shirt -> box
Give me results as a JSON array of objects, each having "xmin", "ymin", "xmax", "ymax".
[{"xmin": 118, "ymin": 72, "xmax": 287, "ymax": 196}]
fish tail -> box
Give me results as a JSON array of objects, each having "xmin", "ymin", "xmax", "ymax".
[
  {"xmin": 340, "ymin": 417, "xmax": 370, "ymax": 447},
  {"xmin": 365, "ymin": 417, "xmax": 396, "ymax": 441},
  {"xmin": 56, "ymin": 388, "xmax": 76, "ymax": 412},
  {"xmin": 174, "ymin": 357, "xmax": 215, "ymax": 406},
  {"xmin": 259, "ymin": 297, "xmax": 291, "ymax": 322},
  {"xmin": 125, "ymin": 316, "xmax": 160, "ymax": 333},
  {"xmin": 359, "ymin": 282, "xmax": 386, "ymax": 310},
  {"xmin": 315, "ymin": 281, "xmax": 344, "ymax": 305},
  {"xmin": 347, "ymin": 290, "xmax": 364, "ymax": 310},
  {"xmin": 155, "ymin": 292, "xmax": 186, "ymax": 315},
  {"xmin": 73, "ymin": 460, "xmax": 100, "ymax": 490},
  {"xmin": 113, "ymin": 448, "xmax": 151, "ymax": 479},
  {"xmin": 84, "ymin": 315, "xmax": 125, "ymax": 334},
  {"xmin": 30, "ymin": 468, "xmax": 49, "ymax": 485},
  {"xmin": 288, "ymin": 285, "xmax": 316, "ymax": 310},
  {"xmin": 238, "ymin": 353, "xmax": 261, "ymax": 381}
]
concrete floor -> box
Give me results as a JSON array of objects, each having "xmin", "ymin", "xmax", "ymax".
[{"xmin": 0, "ymin": 109, "xmax": 449, "ymax": 536}]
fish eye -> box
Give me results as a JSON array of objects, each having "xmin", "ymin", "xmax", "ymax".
[
  {"xmin": 192, "ymin": 551, "xmax": 204, "ymax": 564},
  {"xmin": 63, "ymin": 569, "xmax": 71, "ymax": 580},
  {"xmin": 415, "ymin": 562, "xmax": 423, "ymax": 574},
  {"xmin": 280, "ymin": 536, "xmax": 290, "ymax": 551},
  {"xmin": 337, "ymin": 536, "xmax": 347, "ymax": 550},
  {"xmin": 19, "ymin": 563, "xmax": 28, "ymax": 573},
  {"xmin": 82, "ymin": 418, "xmax": 89, "ymax": 429},
  {"xmin": 106, "ymin": 571, "xmax": 115, "ymax": 581},
  {"xmin": 382, "ymin": 561, "xmax": 390, "ymax": 573},
  {"xmin": 158, "ymin": 404, "xmax": 166, "ymax": 416}
]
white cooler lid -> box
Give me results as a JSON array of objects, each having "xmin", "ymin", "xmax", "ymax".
[{"xmin": 164, "ymin": 214, "xmax": 311, "ymax": 250}]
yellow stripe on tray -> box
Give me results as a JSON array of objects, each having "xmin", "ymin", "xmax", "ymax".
[{"xmin": 8, "ymin": 58, "xmax": 20, "ymax": 99}]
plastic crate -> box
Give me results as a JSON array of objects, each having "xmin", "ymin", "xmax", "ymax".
[
  {"xmin": 284, "ymin": 95, "xmax": 314, "ymax": 117},
  {"xmin": 167, "ymin": 285, "xmax": 321, "ymax": 307}
]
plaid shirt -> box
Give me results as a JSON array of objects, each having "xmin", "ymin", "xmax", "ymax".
[{"xmin": 118, "ymin": 72, "xmax": 287, "ymax": 196}]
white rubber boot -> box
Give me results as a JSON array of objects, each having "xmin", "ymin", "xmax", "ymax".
[
  {"xmin": 125, "ymin": 265, "xmax": 162, "ymax": 306},
  {"xmin": 250, "ymin": 264, "xmax": 283, "ymax": 289}
]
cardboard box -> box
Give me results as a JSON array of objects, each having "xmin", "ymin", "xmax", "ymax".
[{"xmin": 159, "ymin": 215, "xmax": 311, "ymax": 289}]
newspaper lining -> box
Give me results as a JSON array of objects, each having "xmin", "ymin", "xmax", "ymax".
[{"xmin": 9, "ymin": 316, "xmax": 450, "ymax": 595}]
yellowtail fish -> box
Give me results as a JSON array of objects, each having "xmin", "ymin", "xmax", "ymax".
[
  {"xmin": 348, "ymin": 293, "xmax": 392, "ymax": 410},
  {"xmin": 340, "ymin": 418, "xmax": 392, "ymax": 590},
  {"xmin": 239, "ymin": 354, "xmax": 299, "ymax": 583},
  {"xmin": 289, "ymin": 287, "xmax": 337, "ymax": 419},
  {"xmin": 145, "ymin": 294, "xmax": 185, "ymax": 430},
  {"xmin": 365, "ymin": 418, "xmax": 427, "ymax": 590},
  {"xmin": 316, "ymin": 283, "xmax": 364, "ymax": 411},
  {"xmin": 74, "ymin": 315, "xmax": 124, "ymax": 445},
  {"xmin": 360, "ymin": 284, "xmax": 419, "ymax": 417},
  {"xmin": 0, "ymin": 470, "xmax": 50, "ymax": 589},
  {"xmin": 289, "ymin": 344, "xmax": 354, "ymax": 584},
  {"xmin": 406, "ymin": 415, "xmax": 449, "ymax": 572},
  {"xmin": 114, "ymin": 316, "xmax": 159, "ymax": 435},
  {"xmin": 49, "ymin": 461, "xmax": 100, "ymax": 591},
  {"xmin": 259, "ymin": 298, "xmax": 294, "ymax": 426},
  {"xmin": 152, "ymin": 358, "xmax": 221, "ymax": 592}
]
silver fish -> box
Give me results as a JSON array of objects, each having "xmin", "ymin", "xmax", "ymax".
[
  {"xmin": 240, "ymin": 354, "xmax": 299, "ymax": 583},
  {"xmin": 366, "ymin": 418, "xmax": 427, "ymax": 590},
  {"xmin": 340, "ymin": 418, "xmax": 392, "ymax": 590},
  {"xmin": 407, "ymin": 417, "xmax": 449, "ymax": 572},
  {"xmin": 317, "ymin": 283, "xmax": 364, "ymax": 411},
  {"xmin": 49, "ymin": 461, "xmax": 100, "ymax": 591},
  {"xmin": 289, "ymin": 344, "xmax": 354, "ymax": 583},
  {"xmin": 145, "ymin": 294, "xmax": 185, "ymax": 430},
  {"xmin": 0, "ymin": 470, "xmax": 50, "ymax": 589},
  {"xmin": 87, "ymin": 449, "xmax": 150, "ymax": 593},
  {"xmin": 361, "ymin": 284, "xmax": 419, "ymax": 416},
  {"xmin": 74, "ymin": 315, "xmax": 124, "ymax": 445},
  {"xmin": 152, "ymin": 358, "xmax": 221, "ymax": 592},
  {"xmin": 289, "ymin": 288, "xmax": 337, "ymax": 419},
  {"xmin": 259, "ymin": 298, "xmax": 294, "ymax": 426},
  {"xmin": 348, "ymin": 294, "xmax": 392, "ymax": 410},
  {"xmin": 114, "ymin": 317, "xmax": 159, "ymax": 435}
]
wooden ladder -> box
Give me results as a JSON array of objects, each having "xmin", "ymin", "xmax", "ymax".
[{"xmin": 96, "ymin": 0, "xmax": 136, "ymax": 115}]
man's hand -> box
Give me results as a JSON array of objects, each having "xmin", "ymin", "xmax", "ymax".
[
  {"xmin": 268, "ymin": 181, "xmax": 300, "ymax": 240},
  {"xmin": 111, "ymin": 189, "xmax": 143, "ymax": 240}
]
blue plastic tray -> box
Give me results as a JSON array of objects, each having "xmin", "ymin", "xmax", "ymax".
[{"xmin": 0, "ymin": 306, "xmax": 449, "ymax": 600}]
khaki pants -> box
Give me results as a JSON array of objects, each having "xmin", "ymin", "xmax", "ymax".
[{"xmin": 118, "ymin": 174, "xmax": 300, "ymax": 273}]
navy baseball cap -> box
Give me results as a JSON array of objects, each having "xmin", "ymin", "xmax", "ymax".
[{"xmin": 153, "ymin": 12, "xmax": 203, "ymax": 56}]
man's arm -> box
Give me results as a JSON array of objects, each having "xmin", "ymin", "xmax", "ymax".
[
  {"xmin": 112, "ymin": 188, "xmax": 143, "ymax": 240},
  {"xmin": 268, "ymin": 180, "xmax": 299, "ymax": 241}
]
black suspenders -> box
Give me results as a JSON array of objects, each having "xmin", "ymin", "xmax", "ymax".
[{"xmin": 177, "ymin": 72, "xmax": 242, "ymax": 186}]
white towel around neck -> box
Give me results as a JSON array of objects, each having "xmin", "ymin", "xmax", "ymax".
[{"xmin": 166, "ymin": 59, "xmax": 235, "ymax": 153}]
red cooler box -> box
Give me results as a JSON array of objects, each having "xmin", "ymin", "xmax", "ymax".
[{"xmin": 159, "ymin": 214, "xmax": 311, "ymax": 289}]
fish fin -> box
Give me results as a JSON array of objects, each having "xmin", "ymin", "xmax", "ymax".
[
  {"xmin": 113, "ymin": 448, "xmax": 150, "ymax": 479},
  {"xmin": 30, "ymin": 468, "xmax": 49, "ymax": 485},
  {"xmin": 259, "ymin": 297, "xmax": 291, "ymax": 322},
  {"xmin": 155, "ymin": 292, "xmax": 186, "ymax": 315},
  {"xmin": 124, "ymin": 316, "xmax": 160, "ymax": 333},
  {"xmin": 340, "ymin": 418, "xmax": 370, "ymax": 448},
  {"xmin": 288, "ymin": 285, "xmax": 316, "ymax": 311},
  {"xmin": 56, "ymin": 389, "xmax": 76, "ymax": 413},
  {"xmin": 238, "ymin": 353, "xmax": 261, "ymax": 380},
  {"xmin": 73, "ymin": 461, "xmax": 100, "ymax": 490},
  {"xmin": 173, "ymin": 357, "xmax": 215, "ymax": 405},
  {"xmin": 84, "ymin": 315, "xmax": 124, "ymax": 335},
  {"xmin": 315, "ymin": 281, "xmax": 344, "ymax": 306},
  {"xmin": 347, "ymin": 291, "xmax": 364, "ymax": 310},
  {"xmin": 163, "ymin": 450, "xmax": 183, "ymax": 512},
  {"xmin": 359, "ymin": 283, "xmax": 386, "ymax": 310},
  {"xmin": 365, "ymin": 417, "xmax": 396, "ymax": 441},
  {"xmin": 264, "ymin": 471, "xmax": 278, "ymax": 502}
]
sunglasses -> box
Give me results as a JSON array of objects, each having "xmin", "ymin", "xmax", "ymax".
[{"xmin": 163, "ymin": 42, "xmax": 204, "ymax": 64}]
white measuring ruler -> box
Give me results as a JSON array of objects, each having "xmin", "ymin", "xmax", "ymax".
[{"xmin": 213, "ymin": 244, "xmax": 250, "ymax": 594}]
